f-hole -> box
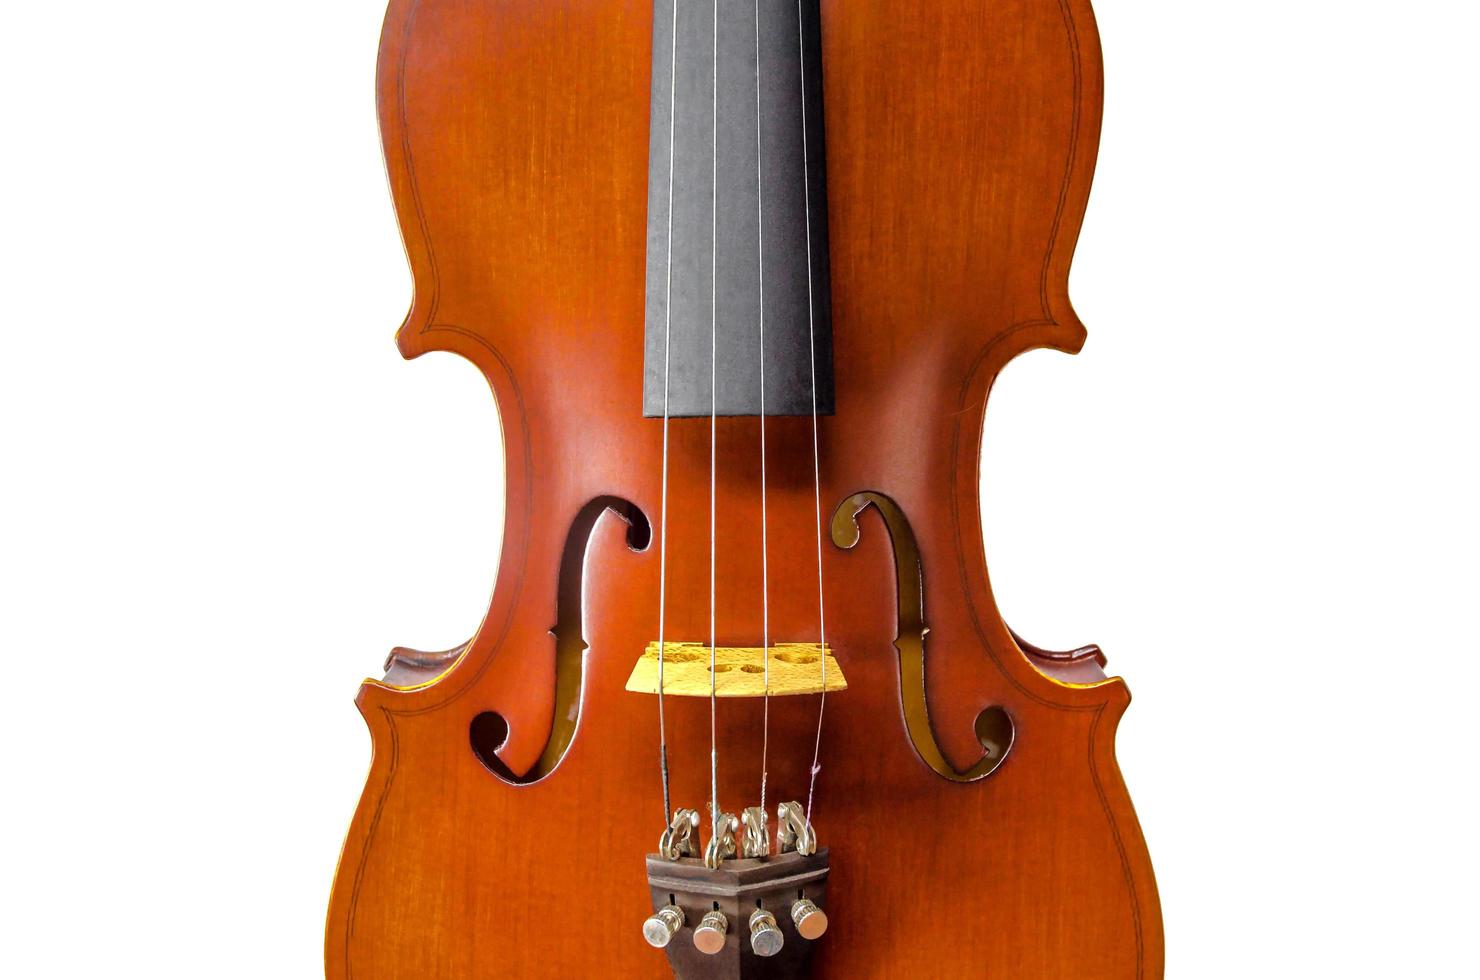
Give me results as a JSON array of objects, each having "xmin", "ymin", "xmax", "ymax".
[
  {"xmin": 470, "ymin": 496, "xmax": 651, "ymax": 784},
  {"xmin": 830, "ymin": 491, "xmax": 1014, "ymax": 782}
]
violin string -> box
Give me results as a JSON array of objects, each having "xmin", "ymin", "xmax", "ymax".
[
  {"xmin": 796, "ymin": 0, "xmax": 828, "ymax": 835},
  {"xmin": 753, "ymin": 0, "xmax": 772, "ymax": 817},
  {"xmin": 708, "ymin": 0, "xmax": 721, "ymax": 838},
  {"xmin": 655, "ymin": 0, "xmax": 682, "ymax": 825}
]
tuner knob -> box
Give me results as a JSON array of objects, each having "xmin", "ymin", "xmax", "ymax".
[
  {"xmin": 642, "ymin": 904, "xmax": 684, "ymax": 948},
  {"xmin": 749, "ymin": 909, "xmax": 784, "ymax": 957},
  {"xmin": 791, "ymin": 898, "xmax": 828, "ymax": 940},
  {"xmin": 693, "ymin": 909, "xmax": 729, "ymax": 955}
]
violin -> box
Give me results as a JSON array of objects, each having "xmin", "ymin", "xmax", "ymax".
[{"xmin": 327, "ymin": 0, "xmax": 1162, "ymax": 976}]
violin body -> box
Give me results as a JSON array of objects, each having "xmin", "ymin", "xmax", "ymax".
[{"xmin": 327, "ymin": 0, "xmax": 1162, "ymax": 976}]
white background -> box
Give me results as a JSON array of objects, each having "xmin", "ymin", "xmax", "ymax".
[{"xmin": 2, "ymin": 1, "xmax": 1476, "ymax": 976}]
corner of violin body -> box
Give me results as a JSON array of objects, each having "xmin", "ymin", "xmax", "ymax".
[
  {"xmin": 1052, "ymin": 306, "xmax": 1091, "ymax": 355},
  {"xmin": 375, "ymin": 0, "xmax": 444, "ymax": 367}
]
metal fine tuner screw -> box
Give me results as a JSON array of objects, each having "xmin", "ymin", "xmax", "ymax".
[
  {"xmin": 642, "ymin": 904, "xmax": 684, "ymax": 948},
  {"xmin": 749, "ymin": 908, "xmax": 785, "ymax": 957},
  {"xmin": 693, "ymin": 909, "xmax": 729, "ymax": 955},
  {"xmin": 791, "ymin": 898, "xmax": 829, "ymax": 940}
]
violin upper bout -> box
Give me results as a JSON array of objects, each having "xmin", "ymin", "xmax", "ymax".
[{"xmin": 374, "ymin": 0, "xmax": 652, "ymax": 377}]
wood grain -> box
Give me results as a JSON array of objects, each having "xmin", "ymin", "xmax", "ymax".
[{"xmin": 326, "ymin": 0, "xmax": 1164, "ymax": 975}]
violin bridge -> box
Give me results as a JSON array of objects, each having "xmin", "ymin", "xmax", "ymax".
[{"xmin": 624, "ymin": 642, "xmax": 846, "ymax": 698}]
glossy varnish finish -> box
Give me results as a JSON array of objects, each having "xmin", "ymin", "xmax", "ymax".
[{"xmin": 326, "ymin": 0, "xmax": 1163, "ymax": 976}]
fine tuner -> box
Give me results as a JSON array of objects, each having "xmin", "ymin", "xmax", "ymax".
[
  {"xmin": 644, "ymin": 801, "xmax": 831, "ymax": 972},
  {"xmin": 656, "ymin": 802, "xmax": 819, "ymax": 868},
  {"xmin": 643, "ymin": 892, "xmax": 830, "ymax": 959}
]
